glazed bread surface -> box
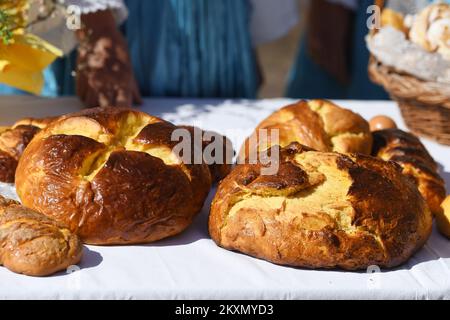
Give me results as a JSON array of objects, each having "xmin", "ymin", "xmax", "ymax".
[
  {"xmin": 372, "ymin": 129, "xmax": 446, "ymax": 215},
  {"xmin": 0, "ymin": 125, "xmax": 40, "ymax": 183},
  {"xmin": 239, "ymin": 100, "xmax": 373, "ymax": 162},
  {"xmin": 15, "ymin": 107, "xmax": 212, "ymax": 245},
  {"xmin": 0, "ymin": 196, "xmax": 82, "ymax": 276},
  {"xmin": 210, "ymin": 143, "xmax": 432, "ymax": 270},
  {"xmin": 0, "ymin": 116, "xmax": 57, "ymax": 183},
  {"xmin": 180, "ymin": 125, "xmax": 234, "ymax": 182}
]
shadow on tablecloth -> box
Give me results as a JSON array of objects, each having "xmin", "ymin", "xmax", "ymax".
[
  {"xmin": 79, "ymin": 246, "xmax": 104, "ymax": 270},
  {"xmin": 49, "ymin": 246, "xmax": 103, "ymax": 277}
]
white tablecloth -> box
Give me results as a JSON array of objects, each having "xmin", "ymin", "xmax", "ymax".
[{"xmin": 0, "ymin": 96, "xmax": 449, "ymax": 300}]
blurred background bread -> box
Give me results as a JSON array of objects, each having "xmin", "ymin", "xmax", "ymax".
[
  {"xmin": 210, "ymin": 142, "xmax": 432, "ymax": 270},
  {"xmin": 0, "ymin": 124, "xmax": 39, "ymax": 183},
  {"xmin": 238, "ymin": 100, "xmax": 372, "ymax": 162},
  {"xmin": 372, "ymin": 129, "xmax": 446, "ymax": 215},
  {"xmin": 15, "ymin": 107, "xmax": 212, "ymax": 245},
  {"xmin": 409, "ymin": 3, "xmax": 450, "ymax": 60},
  {"xmin": 180, "ymin": 126, "xmax": 233, "ymax": 183},
  {"xmin": 0, "ymin": 116, "xmax": 57, "ymax": 183},
  {"xmin": 0, "ymin": 195, "xmax": 82, "ymax": 276}
]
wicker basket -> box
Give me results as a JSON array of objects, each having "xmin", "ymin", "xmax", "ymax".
[{"xmin": 368, "ymin": 0, "xmax": 450, "ymax": 145}]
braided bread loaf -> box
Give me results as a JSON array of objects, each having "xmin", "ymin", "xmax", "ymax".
[
  {"xmin": 0, "ymin": 196, "xmax": 82, "ymax": 276},
  {"xmin": 209, "ymin": 143, "xmax": 431, "ymax": 270},
  {"xmin": 372, "ymin": 129, "xmax": 446, "ymax": 215},
  {"xmin": 0, "ymin": 117, "xmax": 56, "ymax": 183},
  {"xmin": 238, "ymin": 100, "xmax": 373, "ymax": 162}
]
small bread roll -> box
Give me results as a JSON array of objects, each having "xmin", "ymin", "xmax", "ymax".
[
  {"xmin": 409, "ymin": 4, "xmax": 450, "ymax": 60},
  {"xmin": 437, "ymin": 196, "xmax": 450, "ymax": 238},
  {"xmin": 369, "ymin": 115, "xmax": 397, "ymax": 131}
]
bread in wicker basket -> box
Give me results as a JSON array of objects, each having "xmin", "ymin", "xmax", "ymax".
[
  {"xmin": 368, "ymin": 1, "xmax": 450, "ymax": 145},
  {"xmin": 369, "ymin": 58, "xmax": 450, "ymax": 145}
]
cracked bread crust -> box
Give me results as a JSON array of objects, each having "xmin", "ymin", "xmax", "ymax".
[
  {"xmin": 0, "ymin": 196, "xmax": 82, "ymax": 276},
  {"xmin": 210, "ymin": 143, "xmax": 432, "ymax": 270},
  {"xmin": 372, "ymin": 129, "xmax": 446, "ymax": 215},
  {"xmin": 238, "ymin": 100, "xmax": 373, "ymax": 162},
  {"xmin": 15, "ymin": 107, "xmax": 212, "ymax": 245}
]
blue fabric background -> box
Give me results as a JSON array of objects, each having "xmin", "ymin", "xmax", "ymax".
[{"xmin": 0, "ymin": 0, "xmax": 258, "ymax": 99}]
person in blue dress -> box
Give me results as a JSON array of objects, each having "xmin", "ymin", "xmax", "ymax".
[
  {"xmin": 122, "ymin": 0, "xmax": 259, "ymax": 99},
  {"xmin": 1, "ymin": 0, "xmax": 265, "ymax": 107}
]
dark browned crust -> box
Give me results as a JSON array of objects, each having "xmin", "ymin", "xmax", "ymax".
[
  {"xmin": 180, "ymin": 126, "xmax": 234, "ymax": 183},
  {"xmin": 209, "ymin": 142, "xmax": 432, "ymax": 270},
  {"xmin": 0, "ymin": 116, "xmax": 58, "ymax": 183},
  {"xmin": 0, "ymin": 125, "xmax": 40, "ymax": 183},
  {"xmin": 0, "ymin": 195, "xmax": 83, "ymax": 277},
  {"xmin": 0, "ymin": 150, "xmax": 17, "ymax": 183},
  {"xmin": 372, "ymin": 129, "xmax": 446, "ymax": 215},
  {"xmin": 15, "ymin": 107, "xmax": 212, "ymax": 245}
]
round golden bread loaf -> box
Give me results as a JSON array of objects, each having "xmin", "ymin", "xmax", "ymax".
[
  {"xmin": 210, "ymin": 143, "xmax": 432, "ymax": 270},
  {"xmin": 372, "ymin": 129, "xmax": 446, "ymax": 215},
  {"xmin": 238, "ymin": 100, "xmax": 373, "ymax": 162},
  {"xmin": 0, "ymin": 195, "xmax": 82, "ymax": 276},
  {"xmin": 15, "ymin": 107, "xmax": 212, "ymax": 245}
]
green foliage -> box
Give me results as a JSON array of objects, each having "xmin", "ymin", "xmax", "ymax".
[
  {"xmin": 0, "ymin": 1, "xmax": 63, "ymax": 45},
  {"xmin": 0, "ymin": 9, "xmax": 12, "ymax": 45}
]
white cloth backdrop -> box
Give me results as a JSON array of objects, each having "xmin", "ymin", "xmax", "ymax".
[
  {"xmin": 0, "ymin": 97, "xmax": 449, "ymax": 300},
  {"xmin": 249, "ymin": 0, "xmax": 299, "ymax": 45}
]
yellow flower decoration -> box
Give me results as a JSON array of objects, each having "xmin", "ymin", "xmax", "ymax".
[{"xmin": 0, "ymin": 0, "xmax": 62, "ymax": 94}]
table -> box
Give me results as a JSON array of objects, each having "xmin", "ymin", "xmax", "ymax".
[{"xmin": 0, "ymin": 96, "xmax": 449, "ymax": 300}]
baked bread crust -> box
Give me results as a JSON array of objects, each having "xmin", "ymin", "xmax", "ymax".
[
  {"xmin": 0, "ymin": 125, "xmax": 40, "ymax": 183},
  {"xmin": 238, "ymin": 100, "xmax": 373, "ymax": 162},
  {"xmin": 437, "ymin": 196, "xmax": 450, "ymax": 238},
  {"xmin": 0, "ymin": 196, "xmax": 82, "ymax": 276},
  {"xmin": 15, "ymin": 107, "xmax": 212, "ymax": 245},
  {"xmin": 180, "ymin": 126, "xmax": 233, "ymax": 182},
  {"xmin": 0, "ymin": 117, "xmax": 57, "ymax": 183},
  {"xmin": 210, "ymin": 143, "xmax": 432, "ymax": 270},
  {"xmin": 372, "ymin": 129, "xmax": 446, "ymax": 215}
]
